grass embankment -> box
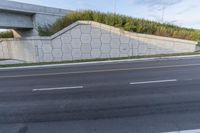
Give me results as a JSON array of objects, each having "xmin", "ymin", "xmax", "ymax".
[
  {"xmin": 0, "ymin": 31, "xmax": 13, "ymax": 38},
  {"xmin": 38, "ymin": 10, "xmax": 200, "ymax": 42}
]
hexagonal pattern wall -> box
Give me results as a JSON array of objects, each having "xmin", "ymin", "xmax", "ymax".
[{"xmin": 0, "ymin": 21, "xmax": 198, "ymax": 62}]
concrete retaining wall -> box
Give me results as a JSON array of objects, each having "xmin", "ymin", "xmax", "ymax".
[
  {"xmin": 0, "ymin": 40, "xmax": 10, "ymax": 59},
  {"xmin": 0, "ymin": 21, "xmax": 198, "ymax": 62}
]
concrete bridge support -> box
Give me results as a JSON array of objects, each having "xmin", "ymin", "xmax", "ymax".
[{"xmin": 0, "ymin": 0, "xmax": 70, "ymax": 37}]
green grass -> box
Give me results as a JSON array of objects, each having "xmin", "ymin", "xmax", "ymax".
[
  {"xmin": 38, "ymin": 10, "xmax": 200, "ymax": 42},
  {"xmin": 0, "ymin": 31, "xmax": 13, "ymax": 38},
  {"xmin": 1, "ymin": 51, "xmax": 200, "ymax": 68}
]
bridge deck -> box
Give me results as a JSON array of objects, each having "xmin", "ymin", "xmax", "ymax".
[
  {"xmin": 0, "ymin": 0, "xmax": 70, "ymax": 36},
  {"xmin": 0, "ymin": 0, "xmax": 68, "ymax": 15}
]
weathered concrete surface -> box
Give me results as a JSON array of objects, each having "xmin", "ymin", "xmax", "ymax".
[
  {"xmin": 0, "ymin": 0, "xmax": 70, "ymax": 37},
  {"xmin": 0, "ymin": 21, "xmax": 198, "ymax": 63}
]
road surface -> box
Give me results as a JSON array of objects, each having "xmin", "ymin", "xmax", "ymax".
[{"xmin": 1, "ymin": 56, "xmax": 200, "ymax": 133}]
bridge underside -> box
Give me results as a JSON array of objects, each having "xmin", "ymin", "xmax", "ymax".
[
  {"xmin": 0, "ymin": 0, "xmax": 69, "ymax": 37},
  {"xmin": 0, "ymin": 10, "xmax": 34, "ymax": 37},
  {"xmin": 0, "ymin": 11, "xmax": 33, "ymax": 29}
]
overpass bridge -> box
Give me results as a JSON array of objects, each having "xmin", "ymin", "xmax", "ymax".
[{"xmin": 0, "ymin": 0, "xmax": 70, "ymax": 37}]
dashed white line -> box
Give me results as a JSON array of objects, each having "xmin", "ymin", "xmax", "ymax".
[
  {"xmin": 163, "ymin": 128, "xmax": 200, "ymax": 133},
  {"xmin": 32, "ymin": 86, "xmax": 83, "ymax": 92},
  {"xmin": 130, "ymin": 79, "xmax": 177, "ymax": 85}
]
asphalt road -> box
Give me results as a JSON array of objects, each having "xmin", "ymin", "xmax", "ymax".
[{"xmin": 1, "ymin": 56, "xmax": 200, "ymax": 133}]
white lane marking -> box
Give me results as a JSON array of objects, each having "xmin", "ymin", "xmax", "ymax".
[
  {"xmin": 1, "ymin": 63, "xmax": 200, "ymax": 79},
  {"xmin": 32, "ymin": 86, "xmax": 83, "ymax": 92},
  {"xmin": 163, "ymin": 129, "xmax": 200, "ymax": 133},
  {"xmin": 130, "ymin": 79, "xmax": 177, "ymax": 85},
  {"xmin": 1, "ymin": 54, "xmax": 200, "ymax": 70}
]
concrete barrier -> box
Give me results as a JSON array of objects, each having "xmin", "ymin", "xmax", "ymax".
[{"xmin": 0, "ymin": 21, "xmax": 198, "ymax": 62}]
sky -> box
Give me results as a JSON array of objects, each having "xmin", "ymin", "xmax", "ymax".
[{"xmin": 5, "ymin": 0, "xmax": 200, "ymax": 30}]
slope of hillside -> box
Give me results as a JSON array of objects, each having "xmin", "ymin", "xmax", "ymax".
[
  {"xmin": 0, "ymin": 31, "xmax": 13, "ymax": 38},
  {"xmin": 38, "ymin": 10, "xmax": 200, "ymax": 42}
]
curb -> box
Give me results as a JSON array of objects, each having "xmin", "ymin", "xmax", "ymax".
[{"xmin": 0, "ymin": 54, "xmax": 200, "ymax": 70}]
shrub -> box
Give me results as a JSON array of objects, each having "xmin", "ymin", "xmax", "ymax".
[
  {"xmin": 0, "ymin": 31, "xmax": 13, "ymax": 38},
  {"xmin": 38, "ymin": 10, "xmax": 200, "ymax": 42}
]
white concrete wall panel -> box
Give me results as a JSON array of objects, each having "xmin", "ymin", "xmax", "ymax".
[
  {"xmin": 0, "ymin": 21, "xmax": 198, "ymax": 63},
  {"xmin": 0, "ymin": 41, "xmax": 10, "ymax": 59}
]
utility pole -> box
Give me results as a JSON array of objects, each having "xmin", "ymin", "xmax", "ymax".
[
  {"xmin": 161, "ymin": 0, "xmax": 165, "ymax": 23},
  {"xmin": 113, "ymin": 0, "xmax": 116, "ymax": 26}
]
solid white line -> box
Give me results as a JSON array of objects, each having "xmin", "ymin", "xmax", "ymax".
[
  {"xmin": 1, "ymin": 63, "xmax": 200, "ymax": 79},
  {"xmin": 130, "ymin": 79, "xmax": 177, "ymax": 85},
  {"xmin": 1, "ymin": 54, "xmax": 200, "ymax": 70},
  {"xmin": 32, "ymin": 86, "xmax": 83, "ymax": 92}
]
